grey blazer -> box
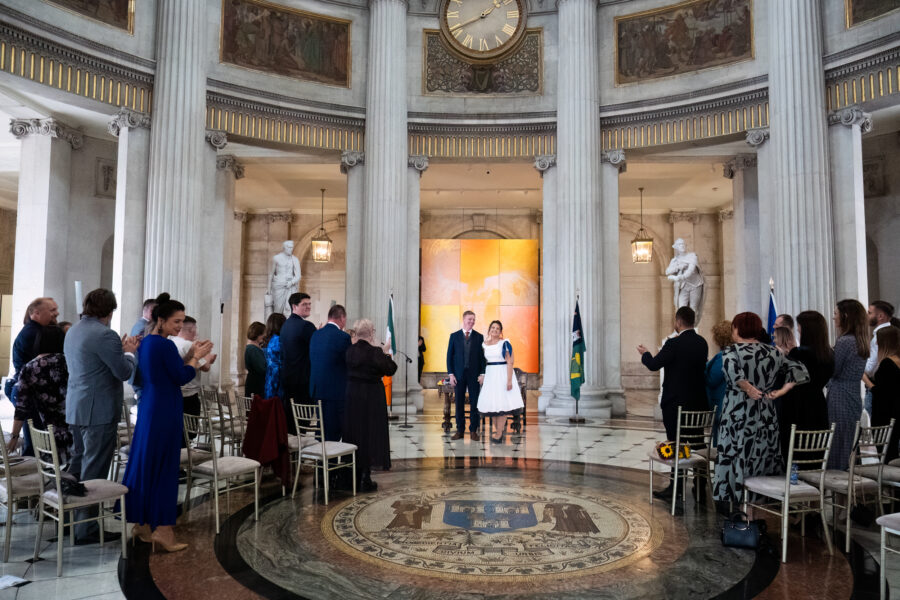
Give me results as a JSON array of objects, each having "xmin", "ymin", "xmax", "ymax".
[{"xmin": 64, "ymin": 317, "xmax": 136, "ymax": 426}]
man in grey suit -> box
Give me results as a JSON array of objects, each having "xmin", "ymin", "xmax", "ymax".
[{"xmin": 65, "ymin": 289, "xmax": 140, "ymax": 544}]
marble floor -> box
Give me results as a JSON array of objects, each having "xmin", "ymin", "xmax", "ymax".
[{"xmin": 0, "ymin": 396, "xmax": 895, "ymax": 599}]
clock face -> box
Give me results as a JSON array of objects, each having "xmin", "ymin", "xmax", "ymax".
[{"xmin": 439, "ymin": 0, "xmax": 527, "ymax": 62}]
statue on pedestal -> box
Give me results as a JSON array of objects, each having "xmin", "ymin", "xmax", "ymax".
[
  {"xmin": 266, "ymin": 241, "xmax": 301, "ymax": 317},
  {"xmin": 665, "ymin": 238, "xmax": 705, "ymax": 322}
]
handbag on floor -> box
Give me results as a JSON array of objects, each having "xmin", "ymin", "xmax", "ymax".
[{"xmin": 721, "ymin": 511, "xmax": 763, "ymax": 549}]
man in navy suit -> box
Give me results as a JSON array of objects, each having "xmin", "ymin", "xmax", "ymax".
[
  {"xmin": 446, "ymin": 310, "xmax": 486, "ymax": 441},
  {"xmin": 309, "ymin": 304, "xmax": 351, "ymax": 442},
  {"xmin": 280, "ymin": 292, "xmax": 317, "ymax": 433}
]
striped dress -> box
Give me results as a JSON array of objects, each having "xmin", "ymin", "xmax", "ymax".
[{"xmin": 826, "ymin": 335, "xmax": 867, "ymax": 470}]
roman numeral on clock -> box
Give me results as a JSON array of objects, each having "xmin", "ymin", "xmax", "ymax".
[
  {"xmin": 463, "ymin": 33, "xmax": 473, "ymax": 48},
  {"xmin": 507, "ymin": 9, "xmax": 518, "ymax": 18},
  {"xmin": 447, "ymin": 10, "xmax": 459, "ymax": 18},
  {"xmin": 479, "ymin": 38, "xmax": 490, "ymax": 51},
  {"xmin": 502, "ymin": 23, "xmax": 516, "ymax": 36}
]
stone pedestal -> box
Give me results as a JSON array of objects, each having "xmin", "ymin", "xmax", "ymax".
[
  {"xmin": 534, "ymin": 155, "xmax": 557, "ymax": 413},
  {"xmin": 405, "ymin": 156, "xmax": 427, "ymax": 412},
  {"xmin": 108, "ymin": 109, "xmax": 150, "ymax": 334},
  {"xmin": 601, "ymin": 150, "xmax": 626, "ymax": 417},
  {"xmin": 724, "ymin": 154, "xmax": 760, "ymax": 314},
  {"xmin": 829, "ymin": 106, "xmax": 872, "ymax": 304},
  {"xmin": 341, "ymin": 150, "xmax": 365, "ymax": 322},
  {"xmin": 9, "ymin": 118, "xmax": 81, "ymax": 346}
]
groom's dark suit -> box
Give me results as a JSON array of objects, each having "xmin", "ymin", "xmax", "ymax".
[{"xmin": 447, "ymin": 329, "xmax": 486, "ymax": 434}]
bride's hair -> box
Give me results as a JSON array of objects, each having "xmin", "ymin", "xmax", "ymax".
[{"xmin": 488, "ymin": 320, "xmax": 503, "ymax": 337}]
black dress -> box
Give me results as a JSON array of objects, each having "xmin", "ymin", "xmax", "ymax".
[
  {"xmin": 244, "ymin": 344, "xmax": 266, "ymax": 398},
  {"xmin": 343, "ymin": 340, "xmax": 398, "ymax": 471},
  {"xmin": 778, "ymin": 346, "xmax": 833, "ymax": 464},
  {"xmin": 871, "ymin": 358, "xmax": 900, "ymax": 463}
]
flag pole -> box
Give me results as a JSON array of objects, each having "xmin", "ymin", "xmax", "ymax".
[
  {"xmin": 387, "ymin": 291, "xmax": 399, "ymax": 421},
  {"xmin": 570, "ymin": 292, "xmax": 586, "ymax": 424}
]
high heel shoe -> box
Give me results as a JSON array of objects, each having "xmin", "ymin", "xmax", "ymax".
[
  {"xmin": 150, "ymin": 530, "xmax": 188, "ymax": 553},
  {"xmin": 132, "ymin": 524, "xmax": 152, "ymax": 545}
]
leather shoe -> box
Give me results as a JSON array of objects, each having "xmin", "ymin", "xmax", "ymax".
[
  {"xmin": 74, "ymin": 531, "xmax": 122, "ymax": 546},
  {"xmin": 652, "ymin": 486, "xmax": 675, "ymax": 501},
  {"xmin": 450, "ymin": 431, "xmax": 463, "ymax": 441},
  {"xmin": 470, "ymin": 432, "xmax": 480, "ymax": 442}
]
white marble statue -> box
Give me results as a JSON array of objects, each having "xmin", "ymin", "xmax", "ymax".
[
  {"xmin": 266, "ymin": 241, "xmax": 301, "ymax": 317},
  {"xmin": 665, "ymin": 238, "xmax": 705, "ymax": 322}
]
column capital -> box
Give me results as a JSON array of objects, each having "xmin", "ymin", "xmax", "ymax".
[
  {"xmin": 266, "ymin": 211, "xmax": 293, "ymax": 223},
  {"xmin": 216, "ymin": 154, "xmax": 245, "ymax": 180},
  {"xmin": 722, "ymin": 154, "xmax": 758, "ymax": 179},
  {"xmin": 601, "ymin": 148, "xmax": 627, "ymax": 173},
  {"xmin": 718, "ymin": 208, "xmax": 734, "ymax": 222},
  {"xmin": 233, "ymin": 211, "xmax": 249, "ymax": 223},
  {"xmin": 408, "ymin": 154, "xmax": 429, "ymax": 173},
  {"xmin": 205, "ymin": 129, "xmax": 228, "ymax": 150},
  {"xmin": 108, "ymin": 108, "xmax": 150, "ymax": 137},
  {"xmin": 828, "ymin": 106, "xmax": 873, "ymax": 133},
  {"xmin": 10, "ymin": 118, "xmax": 83, "ymax": 149},
  {"xmin": 533, "ymin": 154, "xmax": 557, "ymax": 176},
  {"xmin": 745, "ymin": 127, "xmax": 770, "ymax": 148},
  {"xmin": 340, "ymin": 150, "xmax": 365, "ymax": 174},
  {"xmin": 668, "ymin": 210, "xmax": 699, "ymax": 224},
  {"xmin": 337, "ymin": 213, "xmax": 347, "ymax": 227}
]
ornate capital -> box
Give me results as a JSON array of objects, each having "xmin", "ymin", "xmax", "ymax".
[
  {"xmin": 533, "ymin": 154, "xmax": 556, "ymax": 176},
  {"xmin": 266, "ymin": 211, "xmax": 292, "ymax": 223},
  {"xmin": 233, "ymin": 211, "xmax": 249, "ymax": 223},
  {"xmin": 216, "ymin": 154, "xmax": 245, "ymax": 179},
  {"xmin": 828, "ymin": 106, "xmax": 873, "ymax": 133},
  {"xmin": 668, "ymin": 210, "xmax": 699, "ymax": 224},
  {"xmin": 107, "ymin": 108, "xmax": 150, "ymax": 137},
  {"xmin": 723, "ymin": 154, "xmax": 757, "ymax": 179},
  {"xmin": 10, "ymin": 118, "xmax": 83, "ymax": 150},
  {"xmin": 340, "ymin": 150, "xmax": 365, "ymax": 174},
  {"xmin": 601, "ymin": 149, "xmax": 627, "ymax": 173},
  {"xmin": 205, "ymin": 129, "xmax": 228, "ymax": 150},
  {"xmin": 337, "ymin": 213, "xmax": 347, "ymax": 227},
  {"xmin": 745, "ymin": 127, "xmax": 770, "ymax": 148},
  {"xmin": 408, "ymin": 154, "xmax": 429, "ymax": 173},
  {"xmin": 718, "ymin": 208, "xmax": 734, "ymax": 222},
  {"xmin": 471, "ymin": 213, "xmax": 487, "ymax": 230}
]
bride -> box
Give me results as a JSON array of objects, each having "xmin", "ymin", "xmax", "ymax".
[{"xmin": 478, "ymin": 320, "xmax": 524, "ymax": 443}]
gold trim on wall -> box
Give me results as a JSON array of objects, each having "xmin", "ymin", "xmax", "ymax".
[
  {"xmin": 41, "ymin": 0, "xmax": 135, "ymax": 35},
  {"xmin": 408, "ymin": 130, "xmax": 555, "ymax": 159},
  {"xmin": 826, "ymin": 54, "xmax": 900, "ymax": 110},
  {"xmin": 844, "ymin": 0, "xmax": 900, "ymax": 28}
]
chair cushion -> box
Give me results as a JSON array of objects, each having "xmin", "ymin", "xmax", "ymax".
[
  {"xmin": 193, "ymin": 456, "xmax": 260, "ymax": 478},
  {"xmin": 744, "ymin": 475, "xmax": 821, "ymax": 500},
  {"xmin": 695, "ymin": 447, "xmax": 718, "ymax": 461},
  {"xmin": 118, "ymin": 445, "xmax": 130, "ymax": 457},
  {"xmin": 0, "ymin": 456, "xmax": 37, "ymax": 476},
  {"xmin": 287, "ymin": 434, "xmax": 319, "ymax": 451},
  {"xmin": 0, "ymin": 472, "xmax": 43, "ymax": 502},
  {"xmin": 646, "ymin": 448, "xmax": 706, "ymax": 467},
  {"xmin": 42, "ymin": 478, "xmax": 128, "ymax": 509},
  {"xmin": 798, "ymin": 470, "xmax": 880, "ymax": 494},
  {"xmin": 877, "ymin": 512, "xmax": 900, "ymax": 531},
  {"xmin": 301, "ymin": 441, "xmax": 357, "ymax": 459},
  {"xmin": 855, "ymin": 465, "xmax": 900, "ymax": 483},
  {"xmin": 180, "ymin": 448, "xmax": 213, "ymax": 466}
]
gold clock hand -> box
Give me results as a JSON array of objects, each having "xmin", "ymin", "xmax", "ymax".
[{"xmin": 451, "ymin": 6, "xmax": 495, "ymax": 29}]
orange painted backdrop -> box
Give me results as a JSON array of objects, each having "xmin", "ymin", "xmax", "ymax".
[{"xmin": 421, "ymin": 239, "xmax": 539, "ymax": 373}]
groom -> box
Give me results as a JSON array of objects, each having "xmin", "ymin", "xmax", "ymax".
[{"xmin": 446, "ymin": 310, "xmax": 486, "ymax": 441}]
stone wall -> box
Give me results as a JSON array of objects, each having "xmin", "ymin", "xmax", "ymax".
[{"xmin": 863, "ymin": 132, "xmax": 900, "ymax": 307}]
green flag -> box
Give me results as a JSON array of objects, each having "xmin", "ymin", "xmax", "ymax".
[
  {"xmin": 385, "ymin": 295, "xmax": 396, "ymax": 356},
  {"xmin": 570, "ymin": 301, "xmax": 585, "ymax": 400}
]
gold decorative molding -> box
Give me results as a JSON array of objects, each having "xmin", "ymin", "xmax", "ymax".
[
  {"xmin": 408, "ymin": 124, "xmax": 555, "ymax": 159},
  {"xmin": 826, "ymin": 46, "xmax": 900, "ymax": 111}
]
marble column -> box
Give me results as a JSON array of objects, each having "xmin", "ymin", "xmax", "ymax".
[
  {"xmin": 107, "ymin": 108, "xmax": 150, "ymax": 334},
  {"xmin": 534, "ymin": 155, "xmax": 557, "ymax": 413},
  {"xmin": 143, "ymin": 0, "xmax": 207, "ymax": 314},
  {"xmin": 405, "ymin": 155, "xmax": 427, "ymax": 411},
  {"xmin": 341, "ymin": 150, "xmax": 365, "ymax": 322},
  {"xmin": 547, "ymin": 0, "xmax": 609, "ymax": 417},
  {"xmin": 723, "ymin": 154, "xmax": 760, "ymax": 314},
  {"xmin": 828, "ymin": 106, "xmax": 872, "ymax": 305},
  {"xmin": 229, "ymin": 211, "xmax": 248, "ymax": 386},
  {"xmin": 718, "ymin": 209, "xmax": 736, "ymax": 318},
  {"xmin": 746, "ymin": 128, "xmax": 774, "ymax": 313},
  {"xmin": 601, "ymin": 149, "xmax": 626, "ymax": 417},
  {"xmin": 9, "ymin": 118, "xmax": 81, "ymax": 346},
  {"xmin": 768, "ymin": 0, "xmax": 834, "ymax": 316}
]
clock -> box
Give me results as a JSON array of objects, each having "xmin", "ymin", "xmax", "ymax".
[{"xmin": 439, "ymin": 0, "xmax": 527, "ymax": 62}]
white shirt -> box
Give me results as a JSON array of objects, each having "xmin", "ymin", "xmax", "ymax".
[
  {"xmin": 866, "ymin": 322, "xmax": 891, "ymax": 376},
  {"xmin": 170, "ymin": 336, "xmax": 201, "ymax": 397}
]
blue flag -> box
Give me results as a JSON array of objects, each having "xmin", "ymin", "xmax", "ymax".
[{"xmin": 766, "ymin": 287, "xmax": 778, "ymax": 339}]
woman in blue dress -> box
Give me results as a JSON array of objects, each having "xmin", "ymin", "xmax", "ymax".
[
  {"xmin": 264, "ymin": 312, "xmax": 286, "ymax": 399},
  {"xmin": 123, "ymin": 293, "xmax": 213, "ymax": 552}
]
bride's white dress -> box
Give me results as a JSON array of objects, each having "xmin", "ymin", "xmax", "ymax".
[{"xmin": 477, "ymin": 341, "xmax": 524, "ymax": 416}]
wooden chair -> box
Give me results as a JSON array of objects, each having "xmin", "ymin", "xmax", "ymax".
[
  {"xmin": 290, "ymin": 400, "xmax": 356, "ymax": 504},
  {"xmin": 647, "ymin": 407, "xmax": 715, "ymax": 515},
  {"xmin": 0, "ymin": 421, "xmax": 41, "ymax": 561}
]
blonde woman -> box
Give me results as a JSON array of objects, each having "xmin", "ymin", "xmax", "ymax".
[{"xmin": 477, "ymin": 320, "xmax": 524, "ymax": 443}]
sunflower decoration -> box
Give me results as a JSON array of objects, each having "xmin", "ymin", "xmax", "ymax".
[{"xmin": 655, "ymin": 442, "xmax": 691, "ymax": 460}]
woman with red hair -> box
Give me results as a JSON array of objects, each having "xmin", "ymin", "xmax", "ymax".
[{"xmin": 713, "ymin": 312, "xmax": 810, "ymax": 513}]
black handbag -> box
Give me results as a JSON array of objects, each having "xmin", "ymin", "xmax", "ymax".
[{"xmin": 721, "ymin": 511, "xmax": 762, "ymax": 549}]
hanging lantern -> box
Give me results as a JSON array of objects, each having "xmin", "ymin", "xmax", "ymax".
[
  {"xmin": 311, "ymin": 187, "xmax": 332, "ymax": 263},
  {"xmin": 631, "ymin": 186, "xmax": 653, "ymax": 264}
]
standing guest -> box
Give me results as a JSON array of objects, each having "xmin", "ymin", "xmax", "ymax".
[
  {"xmin": 446, "ymin": 311, "xmax": 486, "ymax": 442},
  {"xmin": 417, "ymin": 336, "xmax": 426, "ymax": 383},
  {"xmin": 478, "ymin": 320, "xmax": 524, "ymax": 443},
  {"xmin": 58, "ymin": 321, "xmax": 72, "ymax": 334},
  {"xmin": 7, "ymin": 326, "xmax": 72, "ymax": 463},
  {"xmin": 343, "ymin": 319, "xmax": 397, "ymax": 492},
  {"xmin": 280, "ymin": 293, "xmax": 316, "ymax": 432},
  {"xmin": 243, "ymin": 322, "xmax": 267, "ymax": 398},
  {"xmin": 263, "ymin": 313, "xmax": 286, "ymax": 400},
  {"xmin": 771, "ymin": 325, "xmax": 798, "ymax": 450},
  {"xmin": 773, "ymin": 326, "xmax": 797, "ymax": 356},
  {"xmin": 713, "ymin": 312, "xmax": 809, "ymax": 514},
  {"xmin": 130, "ymin": 299, "xmax": 157, "ymax": 337},
  {"xmin": 868, "ymin": 327, "xmax": 900, "ymax": 462},
  {"xmin": 310, "ymin": 305, "xmax": 351, "ymax": 442},
  {"xmin": 864, "ymin": 301, "xmax": 895, "ymax": 415},
  {"xmin": 638, "ymin": 306, "xmax": 709, "ymax": 502},
  {"xmin": 773, "ymin": 311, "xmax": 833, "ymax": 464},
  {"xmin": 65, "ymin": 289, "xmax": 138, "ymax": 545},
  {"xmin": 169, "ymin": 316, "xmax": 216, "ymax": 418},
  {"xmin": 705, "ymin": 320, "xmax": 732, "ymax": 446},
  {"xmin": 774, "ymin": 314, "xmax": 795, "ymax": 336},
  {"xmin": 123, "ymin": 293, "xmax": 213, "ymax": 552},
  {"xmin": 827, "ymin": 299, "xmax": 870, "ymax": 470}
]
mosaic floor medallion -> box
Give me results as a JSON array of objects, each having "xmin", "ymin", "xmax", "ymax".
[{"xmin": 323, "ymin": 480, "xmax": 662, "ymax": 581}]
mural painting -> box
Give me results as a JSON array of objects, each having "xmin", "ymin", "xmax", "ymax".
[
  {"xmin": 846, "ymin": 0, "xmax": 900, "ymax": 27},
  {"xmin": 44, "ymin": 0, "xmax": 132, "ymax": 32},
  {"xmin": 221, "ymin": 0, "xmax": 351, "ymax": 88},
  {"xmin": 615, "ymin": 0, "xmax": 753, "ymax": 84}
]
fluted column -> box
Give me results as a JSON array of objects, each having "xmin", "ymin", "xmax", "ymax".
[
  {"xmin": 8, "ymin": 118, "xmax": 81, "ymax": 354},
  {"xmin": 108, "ymin": 108, "xmax": 151, "ymax": 334},
  {"xmin": 718, "ymin": 209, "xmax": 736, "ymax": 317},
  {"xmin": 341, "ymin": 150, "xmax": 365, "ymax": 321},
  {"xmin": 143, "ymin": 0, "xmax": 207, "ymax": 312},
  {"xmin": 230, "ymin": 211, "xmax": 248, "ymax": 387},
  {"xmin": 829, "ymin": 106, "xmax": 872, "ymax": 304},
  {"xmin": 548, "ymin": 0, "xmax": 608, "ymax": 417},
  {"xmin": 405, "ymin": 155, "xmax": 427, "ymax": 411},
  {"xmin": 601, "ymin": 149, "xmax": 625, "ymax": 416},
  {"xmin": 362, "ymin": 0, "xmax": 408, "ymax": 378},
  {"xmin": 723, "ymin": 154, "xmax": 760, "ymax": 314},
  {"xmin": 747, "ymin": 128, "xmax": 774, "ymax": 313},
  {"xmin": 768, "ymin": 1, "xmax": 834, "ymax": 316},
  {"xmin": 534, "ymin": 155, "xmax": 557, "ymax": 413}
]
